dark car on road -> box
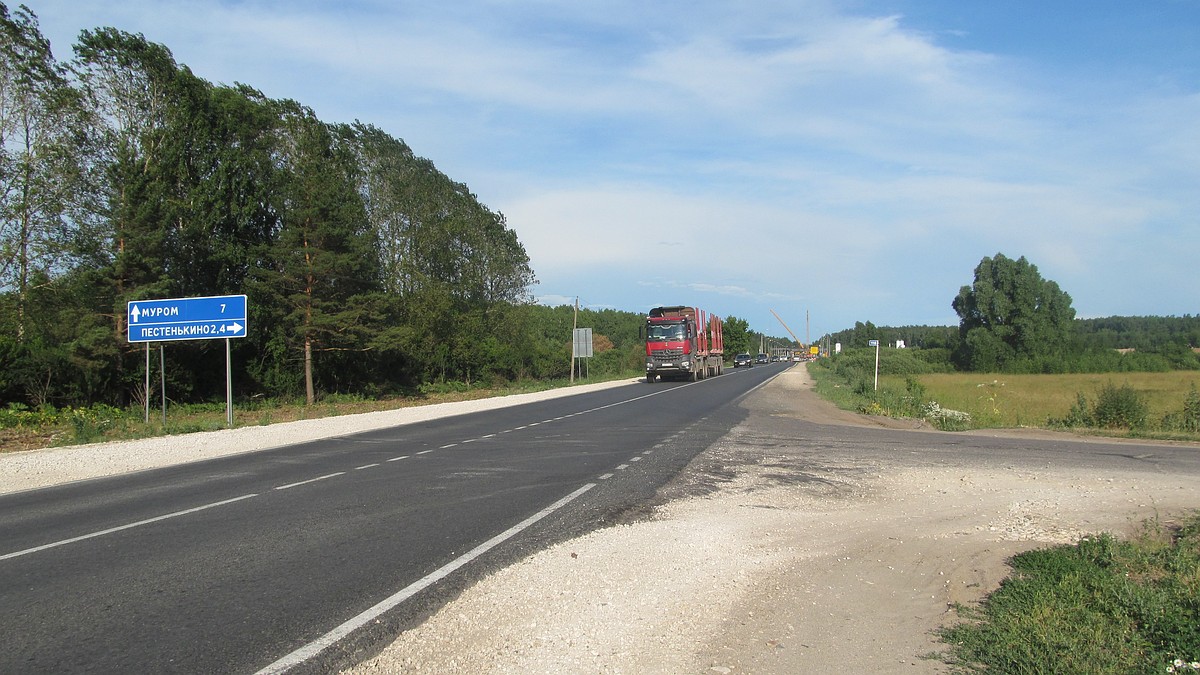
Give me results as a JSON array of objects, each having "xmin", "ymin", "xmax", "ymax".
[
  {"xmin": 755, "ymin": 353, "xmax": 770, "ymax": 364},
  {"xmin": 733, "ymin": 352, "xmax": 753, "ymax": 368}
]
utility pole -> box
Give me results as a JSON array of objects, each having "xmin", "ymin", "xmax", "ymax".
[{"xmin": 570, "ymin": 297, "xmax": 578, "ymax": 383}]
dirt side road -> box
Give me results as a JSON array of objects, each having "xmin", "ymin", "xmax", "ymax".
[{"xmin": 347, "ymin": 367, "xmax": 1199, "ymax": 674}]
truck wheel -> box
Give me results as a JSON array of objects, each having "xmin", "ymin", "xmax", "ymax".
[{"xmin": 645, "ymin": 374, "xmax": 656, "ymax": 383}]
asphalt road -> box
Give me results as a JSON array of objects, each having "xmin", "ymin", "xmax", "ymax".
[{"xmin": 0, "ymin": 363, "xmax": 787, "ymax": 674}]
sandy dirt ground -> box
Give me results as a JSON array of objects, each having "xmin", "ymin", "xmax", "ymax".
[{"xmin": 345, "ymin": 367, "xmax": 1198, "ymax": 674}]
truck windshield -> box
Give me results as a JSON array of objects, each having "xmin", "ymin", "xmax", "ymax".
[{"xmin": 646, "ymin": 322, "xmax": 686, "ymax": 341}]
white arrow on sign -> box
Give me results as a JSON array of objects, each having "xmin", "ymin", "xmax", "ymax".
[
  {"xmin": 226, "ymin": 322, "xmax": 244, "ymax": 334},
  {"xmin": 131, "ymin": 305, "xmax": 142, "ymax": 323}
]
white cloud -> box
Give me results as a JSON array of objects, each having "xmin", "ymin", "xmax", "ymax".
[{"xmin": 29, "ymin": 0, "xmax": 1200, "ymax": 332}]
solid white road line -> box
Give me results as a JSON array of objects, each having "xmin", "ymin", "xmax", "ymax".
[{"xmin": 254, "ymin": 483, "xmax": 596, "ymax": 675}]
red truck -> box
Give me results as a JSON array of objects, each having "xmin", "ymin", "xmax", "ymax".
[{"xmin": 643, "ymin": 306, "xmax": 724, "ymax": 382}]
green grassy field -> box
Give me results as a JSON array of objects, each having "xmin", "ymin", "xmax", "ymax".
[{"xmin": 884, "ymin": 370, "xmax": 1200, "ymax": 432}]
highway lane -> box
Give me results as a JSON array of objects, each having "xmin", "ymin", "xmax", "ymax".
[{"xmin": 0, "ymin": 363, "xmax": 789, "ymax": 674}]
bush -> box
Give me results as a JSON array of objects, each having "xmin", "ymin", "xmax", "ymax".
[
  {"xmin": 1049, "ymin": 382, "xmax": 1152, "ymax": 431},
  {"xmin": 1092, "ymin": 382, "xmax": 1149, "ymax": 429},
  {"xmin": 1049, "ymin": 392, "xmax": 1094, "ymax": 428},
  {"xmin": 0, "ymin": 403, "xmax": 62, "ymax": 429},
  {"xmin": 65, "ymin": 404, "xmax": 132, "ymax": 444},
  {"xmin": 1162, "ymin": 385, "xmax": 1200, "ymax": 433}
]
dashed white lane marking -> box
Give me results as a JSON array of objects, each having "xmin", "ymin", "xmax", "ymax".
[
  {"xmin": 598, "ymin": 473, "xmax": 615, "ymax": 480},
  {"xmin": 274, "ymin": 472, "xmax": 345, "ymax": 491},
  {"xmin": 5, "ymin": 382, "xmax": 709, "ymax": 565},
  {"xmin": 0, "ymin": 494, "xmax": 259, "ymax": 561},
  {"xmin": 630, "ymin": 457, "xmax": 642, "ymax": 462},
  {"xmin": 255, "ymin": 483, "xmax": 597, "ymax": 675}
]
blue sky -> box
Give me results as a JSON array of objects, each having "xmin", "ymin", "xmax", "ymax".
[{"xmin": 29, "ymin": 0, "xmax": 1200, "ymax": 338}]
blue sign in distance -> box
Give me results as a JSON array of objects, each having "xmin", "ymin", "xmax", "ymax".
[
  {"xmin": 127, "ymin": 295, "xmax": 248, "ymax": 343},
  {"xmin": 868, "ymin": 339, "xmax": 880, "ymax": 347}
]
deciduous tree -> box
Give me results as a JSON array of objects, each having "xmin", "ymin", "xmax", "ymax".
[{"xmin": 952, "ymin": 253, "xmax": 1075, "ymax": 372}]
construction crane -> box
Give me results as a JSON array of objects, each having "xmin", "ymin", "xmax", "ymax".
[{"xmin": 770, "ymin": 309, "xmax": 804, "ymax": 349}]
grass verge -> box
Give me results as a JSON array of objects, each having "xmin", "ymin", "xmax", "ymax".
[
  {"xmin": 0, "ymin": 370, "xmax": 645, "ymax": 453},
  {"xmin": 809, "ymin": 355, "xmax": 1200, "ymax": 440},
  {"xmin": 936, "ymin": 513, "xmax": 1200, "ymax": 674}
]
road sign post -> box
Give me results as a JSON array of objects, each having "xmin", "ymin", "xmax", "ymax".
[
  {"xmin": 868, "ymin": 339, "xmax": 880, "ymax": 391},
  {"xmin": 572, "ymin": 327, "xmax": 593, "ymax": 380},
  {"xmin": 127, "ymin": 295, "xmax": 248, "ymax": 427}
]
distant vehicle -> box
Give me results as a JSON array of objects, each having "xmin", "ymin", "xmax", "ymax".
[
  {"xmin": 755, "ymin": 353, "xmax": 770, "ymax": 364},
  {"xmin": 733, "ymin": 353, "xmax": 753, "ymax": 368},
  {"xmin": 643, "ymin": 306, "xmax": 724, "ymax": 382}
]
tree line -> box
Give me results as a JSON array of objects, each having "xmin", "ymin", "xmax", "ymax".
[
  {"xmin": 0, "ymin": 5, "xmax": 553, "ymax": 407},
  {"xmin": 828, "ymin": 253, "xmax": 1200, "ymax": 373}
]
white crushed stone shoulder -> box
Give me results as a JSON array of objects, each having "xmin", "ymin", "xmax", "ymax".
[{"xmin": 0, "ymin": 378, "xmax": 639, "ymax": 495}]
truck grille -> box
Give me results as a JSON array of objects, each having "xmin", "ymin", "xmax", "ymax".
[{"xmin": 651, "ymin": 348, "xmax": 683, "ymax": 359}]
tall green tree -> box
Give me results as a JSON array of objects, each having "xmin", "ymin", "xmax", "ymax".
[
  {"xmin": 252, "ymin": 103, "xmax": 377, "ymax": 404},
  {"xmin": 0, "ymin": 3, "xmax": 84, "ymax": 341},
  {"xmin": 69, "ymin": 28, "xmax": 190, "ymax": 404},
  {"xmin": 722, "ymin": 315, "xmax": 751, "ymax": 355},
  {"xmin": 952, "ymin": 253, "xmax": 1076, "ymax": 372}
]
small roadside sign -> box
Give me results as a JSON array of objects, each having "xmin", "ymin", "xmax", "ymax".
[
  {"xmin": 868, "ymin": 339, "xmax": 879, "ymax": 347},
  {"xmin": 573, "ymin": 327, "xmax": 593, "ymax": 358},
  {"xmin": 127, "ymin": 295, "xmax": 247, "ymax": 343}
]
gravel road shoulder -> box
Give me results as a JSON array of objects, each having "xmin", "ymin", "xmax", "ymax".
[{"xmin": 0, "ymin": 379, "xmax": 638, "ymax": 496}]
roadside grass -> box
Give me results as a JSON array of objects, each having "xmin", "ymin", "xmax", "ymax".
[
  {"xmin": 904, "ymin": 371, "xmax": 1200, "ymax": 432},
  {"xmin": 936, "ymin": 513, "xmax": 1200, "ymax": 674},
  {"xmin": 0, "ymin": 369, "xmax": 645, "ymax": 453},
  {"xmin": 810, "ymin": 359, "xmax": 1200, "ymax": 440}
]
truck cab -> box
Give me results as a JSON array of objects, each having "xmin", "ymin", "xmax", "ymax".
[{"xmin": 643, "ymin": 306, "xmax": 724, "ymax": 382}]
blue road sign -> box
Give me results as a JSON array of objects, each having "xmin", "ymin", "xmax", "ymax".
[
  {"xmin": 868, "ymin": 339, "xmax": 880, "ymax": 347},
  {"xmin": 127, "ymin": 295, "xmax": 248, "ymax": 343}
]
